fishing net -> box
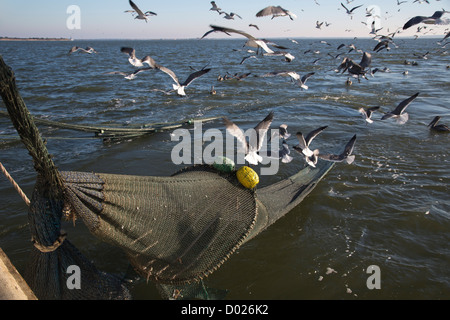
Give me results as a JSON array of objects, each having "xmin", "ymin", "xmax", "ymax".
[{"xmin": 0, "ymin": 55, "xmax": 334, "ymax": 300}]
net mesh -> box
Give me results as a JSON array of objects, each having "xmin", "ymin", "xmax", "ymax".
[{"xmin": 62, "ymin": 165, "xmax": 258, "ymax": 285}]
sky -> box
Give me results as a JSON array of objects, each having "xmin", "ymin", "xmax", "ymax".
[{"xmin": 0, "ymin": 0, "xmax": 448, "ymax": 40}]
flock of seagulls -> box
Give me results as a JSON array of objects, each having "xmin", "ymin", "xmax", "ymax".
[
  {"xmin": 67, "ymin": 1, "xmax": 448, "ymax": 170},
  {"xmin": 223, "ymin": 109, "xmax": 359, "ymax": 170}
]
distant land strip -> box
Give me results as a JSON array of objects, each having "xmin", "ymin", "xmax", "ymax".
[{"xmin": 0, "ymin": 37, "xmax": 71, "ymax": 41}]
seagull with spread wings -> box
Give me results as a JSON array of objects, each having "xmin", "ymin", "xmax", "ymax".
[
  {"xmin": 341, "ymin": 2, "xmax": 363, "ymax": 19},
  {"xmin": 402, "ymin": 10, "xmax": 449, "ymax": 30},
  {"xmin": 319, "ymin": 135, "xmax": 357, "ymax": 164},
  {"xmin": 120, "ymin": 47, "xmax": 155, "ymax": 67},
  {"xmin": 256, "ymin": 6, "xmax": 297, "ymax": 20},
  {"xmin": 294, "ymin": 126, "xmax": 328, "ymax": 159},
  {"xmin": 126, "ymin": 0, "xmax": 157, "ymax": 23},
  {"xmin": 201, "ymin": 25, "xmax": 275, "ymax": 55},
  {"xmin": 68, "ymin": 46, "xmax": 97, "ymax": 54},
  {"xmin": 381, "ymin": 93, "xmax": 420, "ymax": 124},
  {"xmin": 224, "ymin": 112, "xmax": 274, "ymax": 165}
]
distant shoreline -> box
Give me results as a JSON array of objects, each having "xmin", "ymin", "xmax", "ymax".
[{"xmin": 0, "ymin": 37, "xmax": 72, "ymax": 41}]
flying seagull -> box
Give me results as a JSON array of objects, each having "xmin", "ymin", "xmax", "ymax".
[
  {"xmin": 319, "ymin": 134, "xmax": 357, "ymax": 164},
  {"xmin": 120, "ymin": 47, "xmax": 155, "ymax": 67},
  {"xmin": 427, "ymin": 116, "xmax": 449, "ymax": 132},
  {"xmin": 126, "ymin": 0, "xmax": 157, "ymax": 22},
  {"xmin": 104, "ymin": 67, "xmax": 152, "ymax": 80},
  {"xmin": 68, "ymin": 46, "xmax": 97, "ymax": 54},
  {"xmin": 210, "ymin": 1, "xmax": 221, "ymax": 13},
  {"xmin": 296, "ymin": 72, "xmax": 315, "ymax": 90},
  {"xmin": 201, "ymin": 25, "xmax": 277, "ymax": 55},
  {"xmin": 256, "ymin": 6, "xmax": 297, "ymax": 20},
  {"xmin": 259, "ymin": 70, "xmax": 301, "ymax": 81},
  {"xmin": 223, "ymin": 112, "xmax": 274, "ymax": 165},
  {"xmin": 341, "ymin": 3, "xmax": 363, "ymax": 18},
  {"xmin": 381, "ymin": 92, "xmax": 420, "ymax": 124},
  {"xmin": 403, "ymin": 10, "xmax": 449, "ymax": 29},
  {"xmin": 249, "ymin": 24, "xmax": 259, "ymax": 30},
  {"xmin": 358, "ymin": 106, "xmax": 380, "ymax": 124},
  {"xmin": 220, "ymin": 12, "xmax": 242, "ymax": 20},
  {"xmin": 158, "ymin": 66, "xmax": 211, "ymax": 96},
  {"xmin": 294, "ymin": 126, "xmax": 328, "ymax": 158}
]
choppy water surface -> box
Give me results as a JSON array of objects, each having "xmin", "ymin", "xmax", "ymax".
[{"xmin": 0, "ymin": 37, "xmax": 449, "ymax": 299}]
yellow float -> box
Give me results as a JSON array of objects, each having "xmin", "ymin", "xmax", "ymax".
[{"xmin": 236, "ymin": 166, "xmax": 259, "ymax": 189}]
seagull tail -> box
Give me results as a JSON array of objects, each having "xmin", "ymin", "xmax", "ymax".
[
  {"xmin": 345, "ymin": 155, "xmax": 356, "ymax": 164},
  {"xmin": 173, "ymin": 84, "xmax": 186, "ymax": 96},
  {"xmin": 245, "ymin": 152, "xmax": 262, "ymax": 165},
  {"xmin": 397, "ymin": 113, "xmax": 409, "ymax": 124},
  {"xmin": 282, "ymin": 154, "xmax": 294, "ymax": 163}
]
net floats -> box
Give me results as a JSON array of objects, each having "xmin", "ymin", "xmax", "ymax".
[{"xmin": 236, "ymin": 166, "xmax": 259, "ymax": 189}]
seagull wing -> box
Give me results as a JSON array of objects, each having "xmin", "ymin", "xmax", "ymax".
[
  {"xmin": 350, "ymin": 5, "xmax": 363, "ymax": 13},
  {"xmin": 156, "ymin": 65, "xmax": 179, "ymax": 85},
  {"xmin": 341, "ymin": 3, "xmax": 350, "ymax": 13},
  {"xmin": 256, "ymin": 6, "xmax": 277, "ymax": 17},
  {"xmin": 391, "ymin": 92, "xmax": 420, "ymax": 115},
  {"xmin": 180, "ymin": 68, "xmax": 211, "ymax": 87},
  {"xmin": 129, "ymin": 0, "xmax": 145, "ymax": 16},
  {"xmin": 253, "ymin": 111, "xmax": 274, "ymax": 151},
  {"xmin": 319, "ymin": 135, "xmax": 356, "ymax": 162},
  {"xmin": 120, "ymin": 47, "xmax": 136, "ymax": 59},
  {"xmin": 206, "ymin": 25, "xmax": 256, "ymax": 40},
  {"xmin": 403, "ymin": 16, "xmax": 426, "ymax": 29},
  {"xmin": 223, "ymin": 117, "xmax": 248, "ymax": 153},
  {"xmin": 342, "ymin": 134, "xmax": 357, "ymax": 157},
  {"xmin": 301, "ymin": 72, "xmax": 315, "ymax": 84},
  {"xmin": 304, "ymin": 125, "xmax": 327, "ymax": 146},
  {"xmin": 295, "ymin": 132, "xmax": 308, "ymax": 150},
  {"xmin": 359, "ymin": 52, "xmax": 372, "ymax": 69}
]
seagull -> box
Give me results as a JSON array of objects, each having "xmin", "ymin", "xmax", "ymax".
[
  {"xmin": 104, "ymin": 67, "xmax": 152, "ymax": 80},
  {"xmin": 278, "ymin": 124, "xmax": 291, "ymax": 139},
  {"xmin": 120, "ymin": 47, "xmax": 155, "ymax": 67},
  {"xmin": 316, "ymin": 21, "xmax": 324, "ymax": 29},
  {"xmin": 249, "ymin": 24, "xmax": 259, "ymax": 30},
  {"xmin": 157, "ymin": 66, "xmax": 212, "ymax": 96},
  {"xmin": 266, "ymin": 140, "xmax": 294, "ymax": 163},
  {"xmin": 373, "ymin": 40, "xmax": 391, "ymax": 52},
  {"xmin": 294, "ymin": 126, "xmax": 328, "ymax": 158},
  {"xmin": 296, "ymin": 72, "xmax": 315, "ymax": 90},
  {"xmin": 210, "ymin": 1, "xmax": 221, "ymax": 13},
  {"xmin": 259, "ymin": 70, "xmax": 301, "ymax": 81},
  {"xmin": 126, "ymin": 0, "xmax": 157, "ymax": 23},
  {"xmin": 201, "ymin": 25, "xmax": 277, "ymax": 55},
  {"xmin": 256, "ymin": 6, "xmax": 297, "ymax": 20},
  {"xmin": 370, "ymin": 21, "xmax": 383, "ymax": 35},
  {"xmin": 294, "ymin": 147, "xmax": 320, "ymax": 168},
  {"xmin": 219, "ymin": 11, "xmax": 242, "ymax": 20},
  {"xmin": 319, "ymin": 134, "xmax": 357, "ymax": 164},
  {"xmin": 341, "ymin": 3, "xmax": 363, "ymax": 19},
  {"xmin": 263, "ymin": 51, "xmax": 295, "ymax": 62},
  {"xmin": 240, "ymin": 55, "xmax": 259, "ymax": 64},
  {"xmin": 403, "ymin": 10, "xmax": 449, "ymax": 30},
  {"xmin": 68, "ymin": 46, "xmax": 97, "ymax": 54},
  {"xmin": 358, "ymin": 106, "xmax": 380, "ymax": 124},
  {"xmin": 428, "ymin": 116, "xmax": 449, "ymax": 132},
  {"xmin": 223, "ymin": 112, "xmax": 274, "ymax": 165},
  {"xmin": 381, "ymin": 92, "xmax": 420, "ymax": 124}
]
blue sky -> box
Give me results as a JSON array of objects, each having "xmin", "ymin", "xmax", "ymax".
[{"xmin": 0, "ymin": 0, "xmax": 448, "ymax": 39}]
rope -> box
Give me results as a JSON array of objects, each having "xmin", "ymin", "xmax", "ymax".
[
  {"xmin": 0, "ymin": 161, "xmax": 30, "ymax": 206},
  {"xmin": 32, "ymin": 230, "xmax": 67, "ymax": 253}
]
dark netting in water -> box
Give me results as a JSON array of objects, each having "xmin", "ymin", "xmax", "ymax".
[{"xmin": 62, "ymin": 165, "xmax": 258, "ymax": 285}]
